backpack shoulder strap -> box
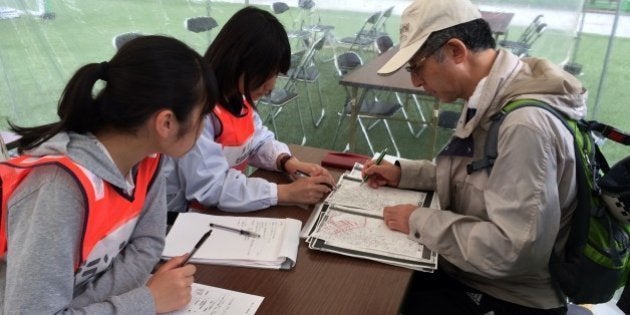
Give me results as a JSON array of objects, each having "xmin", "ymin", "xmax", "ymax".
[{"xmin": 467, "ymin": 99, "xmax": 560, "ymax": 175}]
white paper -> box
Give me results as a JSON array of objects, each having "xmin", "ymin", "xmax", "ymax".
[
  {"xmin": 163, "ymin": 213, "xmax": 301, "ymax": 269},
  {"xmin": 327, "ymin": 175, "xmax": 430, "ymax": 217},
  {"xmin": 164, "ymin": 283, "xmax": 264, "ymax": 315}
]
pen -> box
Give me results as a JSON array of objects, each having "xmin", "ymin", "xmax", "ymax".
[
  {"xmin": 209, "ymin": 223, "xmax": 261, "ymax": 238},
  {"xmin": 362, "ymin": 148, "xmax": 388, "ymax": 184},
  {"xmin": 294, "ymin": 170, "xmax": 334, "ymax": 190},
  {"xmin": 181, "ymin": 229, "xmax": 212, "ymax": 266}
]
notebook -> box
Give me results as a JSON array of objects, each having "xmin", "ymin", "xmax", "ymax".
[{"xmin": 163, "ymin": 212, "xmax": 302, "ymax": 270}]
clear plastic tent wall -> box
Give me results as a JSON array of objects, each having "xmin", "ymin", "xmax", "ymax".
[
  {"xmin": 0, "ymin": 0, "xmax": 584, "ymax": 130},
  {"xmin": 0, "ymin": 0, "xmax": 219, "ymax": 130}
]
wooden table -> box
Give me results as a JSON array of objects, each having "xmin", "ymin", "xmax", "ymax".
[
  {"xmin": 193, "ymin": 145, "xmax": 413, "ymax": 314},
  {"xmin": 481, "ymin": 10, "xmax": 515, "ymax": 40}
]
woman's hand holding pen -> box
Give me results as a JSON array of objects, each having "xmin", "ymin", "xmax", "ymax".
[
  {"xmin": 147, "ymin": 254, "xmax": 196, "ymax": 313},
  {"xmin": 362, "ymin": 159, "xmax": 401, "ymax": 188}
]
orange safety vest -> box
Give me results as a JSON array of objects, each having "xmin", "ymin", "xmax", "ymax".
[
  {"xmin": 213, "ymin": 100, "xmax": 256, "ymax": 171},
  {"xmin": 0, "ymin": 154, "xmax": 161, "ymax": 285}
]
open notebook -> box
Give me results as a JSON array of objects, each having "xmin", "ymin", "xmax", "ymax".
[
  {"xmin": 163, "ymin": 212, "xmax": 302, "ymax": 270},
  {"xmin": 303, "ymin": 166, "xmax": 439, "ymax": 272}
]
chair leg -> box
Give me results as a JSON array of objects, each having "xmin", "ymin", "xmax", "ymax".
[
  {"xmin": 357, "ymin": 117, "xmax": 375, "ymax": 156},
  {"xmin": 331, "ymin": 102, "xmax": 349, "ymax": 150},
  {"xmin": 294, "ymin": 97, "xmax": 307, "ymax": 145},
  {"xmin": 382, "ymin": 120, "xmax": 401, "ymax": 157},
  {"xmin": 308, "ymin": 79, "xmax": 325, "ymax": 127}
]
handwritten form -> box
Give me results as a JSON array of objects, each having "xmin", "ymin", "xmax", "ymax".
[
  {"xmin": 304, "ymin": 170, "xmax": 439, "ymax": 271},
  {"xmin": 327, "ymin": 175, "xmax": 428, "ymax": 217},
  {"xmin": 164, "ymin": 283, "xmax": 263, "ymax": 315},
  {"xmin": 163, "ymin": 213, "xmax": 301, "ymax": 269}
]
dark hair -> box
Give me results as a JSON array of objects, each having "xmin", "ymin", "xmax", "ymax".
[
  {"xmin": 204, "ymin": 6, "xmax": 290, "ymax": 116},
  {"xmin": 419, "ymin": 18, "xmax": 496, "ymax": 60},
  {"xmin": 10, "ymin": 35, "xmax": 217, "ymax": 151}
]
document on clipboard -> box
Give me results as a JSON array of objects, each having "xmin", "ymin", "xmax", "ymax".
[{"xmin": 303, "ymin": 167, "xmax": 439, "ymax": 272}]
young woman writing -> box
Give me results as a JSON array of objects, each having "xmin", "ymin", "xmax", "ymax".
[{"xmin": 0, "ymin": 35, "xmax": 217, "ymax": 313}]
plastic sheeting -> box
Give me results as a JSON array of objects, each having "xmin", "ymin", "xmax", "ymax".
[{"xmin": 0, "ymin": 0, "xmax": 584, "ymax": 130}]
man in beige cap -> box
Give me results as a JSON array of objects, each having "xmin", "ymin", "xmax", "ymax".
[{"xmin": 363, "ymin": 0, "xmax": 587, "ymax": 313}]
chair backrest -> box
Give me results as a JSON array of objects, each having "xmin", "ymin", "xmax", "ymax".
[
  {"xmin": 271, "ymin": 2, "xmax": 290, "ymax": 14},
  {"xmin": 375, "ymin": 35, "xmax": 394, "ymax": 55},
  {"xmin": 334, "ymin": 52, "xmax": 363, "ymax": 77},
  {"xmin": 112, "ymin": 32, "xmax": 143, "ymax": 50},
  {"xmin": 185, "ymin": 16, "xmax": 218, "ymax": 33},
  {"xmin": 298, "ymin": 0, "xmax": 315, "ymax": 10},
  {"xmin": 375, "ymin": 6, "xmax": 394, "ymax": 34},
  {"xmin": 517, "ymin": 14, "xmax": 544, "ymax": 44}
]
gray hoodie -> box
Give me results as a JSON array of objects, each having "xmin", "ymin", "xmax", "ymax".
[
  {"xmin": 398, "ymin": 49, "xmax": 587, "ymax": 308},
  {"xmin": 1, "ymin": 132, "xmax": 165, "ymax": 314}
]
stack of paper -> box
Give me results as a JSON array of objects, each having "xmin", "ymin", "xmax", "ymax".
[
  {"xmin": 303, "ymin": 168, "xmax": 439, "ymax": 272},
  {"xmin": 163, "ymin": 212, "xmax": 302, "ymax": 270}
]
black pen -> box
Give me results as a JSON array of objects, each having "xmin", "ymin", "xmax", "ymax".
[
  {"xmin": 294, "ymin": 170, "xmax": 334, "ymax": 190},
  {"xmin": 181, "ymin": 230, "xmax": 212, "ymax": 266},
  {"xmin": 209, "ymin": 223, "xmax": 261, "ymax": 238}
]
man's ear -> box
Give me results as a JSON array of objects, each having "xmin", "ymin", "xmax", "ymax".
[
  {"xmin": 154, "ymin": 109, "xmax": 176, "ymax": 139},
  {"xmin": 445, "ymin": 38, "xmax": 468, "ymax": 64}
]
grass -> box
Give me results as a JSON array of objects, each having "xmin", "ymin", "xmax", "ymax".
[{"xmin": 1, "ymin": 0, "xmax": 629, "ymax": 163}]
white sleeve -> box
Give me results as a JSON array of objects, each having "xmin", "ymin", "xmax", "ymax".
[
  {"xmin": 165, "ymin": 115, "xmax": 280, "ymax": 213},
  {"xmin": 247, "ymin": 111, "xmax": 290, "ymax": 170}
]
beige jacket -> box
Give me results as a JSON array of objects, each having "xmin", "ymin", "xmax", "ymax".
[{"xmin": 398, "ymin": 49, "xmax": 587, "ymax": 308}]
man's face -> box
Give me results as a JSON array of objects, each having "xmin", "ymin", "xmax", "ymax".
[{"xmin": 407, "ymin": 42, "xmax": 464, "ymax": 103}]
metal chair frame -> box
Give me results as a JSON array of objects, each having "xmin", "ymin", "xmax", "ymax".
[
  {"xmin": 258, "ymin": 50, "xmax": 307, "ymax": 145},
  {"xmin": 499, "ymin": 15, "xmax": 547, "ymax": 57},
  {"xmin": 331, "ymin": 51, "xmax": 404, "ymax": 156},
  {"xmin": 286, "ymin": 34, "xmax": 327, "ymax": 127}
]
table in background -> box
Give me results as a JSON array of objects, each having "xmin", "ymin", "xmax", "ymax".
[
  {"xmin": 339, "ymin": 47, "xmax": 439, "ymax": 156},
  {"xmin": 193, "ymin": 144, "xmax": 413, "ymax": 314},
  {"xmin": 481, "ymin": 10, "xmax": 515, "ymax": 41}
]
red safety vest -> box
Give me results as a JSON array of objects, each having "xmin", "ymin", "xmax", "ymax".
[
  {"xmin": 213, "ymin": 100, "xmax": 256, "ymax": 171},
  {"xmin": 0, "ymin": 154, "xmax": 161, "ymax": 285}
]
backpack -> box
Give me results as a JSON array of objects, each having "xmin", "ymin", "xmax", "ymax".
[{"xmin": 467, "ymin": 98, "xmax": 630, "ymax": 304}]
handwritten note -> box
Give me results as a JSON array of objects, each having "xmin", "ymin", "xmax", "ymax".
[
  {"xmin": 327, "ymin": 175, "xmax": 427, "ymax": 217},
  {"xmin": 164, "ymin": 283, "xmax": 263, "ymax": 315}
]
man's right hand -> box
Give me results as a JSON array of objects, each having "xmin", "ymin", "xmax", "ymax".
[{"xmin": 362, "ymin": 160, "xmax": 401, "ymax": 188}]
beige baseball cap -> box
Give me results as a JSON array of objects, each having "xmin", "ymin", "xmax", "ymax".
[{"xmin": 377, "ymin": 0, "xmax": 481, "ymax": 75}]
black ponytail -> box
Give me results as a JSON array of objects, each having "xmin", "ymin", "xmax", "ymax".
[{"xmin": 10, "ymin": 35, "xmax": 217, "ymax": 152}]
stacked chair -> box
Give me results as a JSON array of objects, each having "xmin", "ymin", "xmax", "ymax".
[{"xmin": 499, "ymin": 15, "xmax": 547, "ymax": 58}]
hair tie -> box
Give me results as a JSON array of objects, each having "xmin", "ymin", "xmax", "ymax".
[{"xmin": 98, "ymin": 61, "xmax": 109, "ymax": 81}]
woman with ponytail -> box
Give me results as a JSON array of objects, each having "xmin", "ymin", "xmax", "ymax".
[{"xmin": 0, "ymin": 35, "xmax": 217, "ymax": 313}]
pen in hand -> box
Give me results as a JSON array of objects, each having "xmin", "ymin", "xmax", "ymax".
[
  {"xmin": 294, "ymin": 170, "xmax": 334, "ymax": 190},
  {"xmin": 209, "ymin": 223, "xmax": 261, "ymax": 238},
  {"xmin": 362, "ymin": 148, "xmax": 388, "ymax": 185},
  {"xmin": 181, "ymin": 229, "xmax": 212, "ymax": 266}
]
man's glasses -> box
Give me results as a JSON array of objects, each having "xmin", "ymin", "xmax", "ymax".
[{"xmin": 404, "ymin": 42, "xmax": 446, "ymax": 76}]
